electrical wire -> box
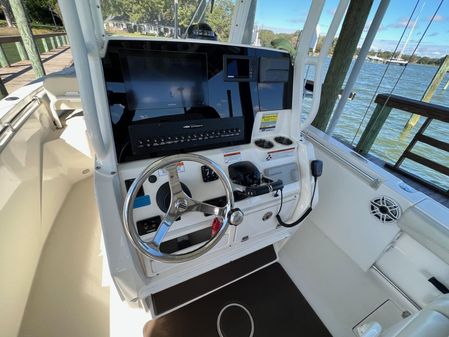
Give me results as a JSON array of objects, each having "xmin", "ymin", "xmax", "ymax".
[{"xmin": 276, "ymin": 177, "xmax": 317, "ymax": 227}]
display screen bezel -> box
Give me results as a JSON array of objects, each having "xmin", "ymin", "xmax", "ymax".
[{"xmin": 223, "ymin": 55, "xmax": 254, "ymax": 82}]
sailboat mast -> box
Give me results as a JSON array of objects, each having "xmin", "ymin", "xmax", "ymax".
[{"xmin": 399, "ymin": 2, "xmax": 424, "ymax": 59}]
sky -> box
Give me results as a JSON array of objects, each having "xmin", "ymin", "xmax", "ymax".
[{"xmin": 254, "ymin": 0, "xmax": 449, "ymax": 57}]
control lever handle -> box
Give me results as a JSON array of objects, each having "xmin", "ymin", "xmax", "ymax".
[{"xmin": 245, "ymin": 179, "xmax": 283, "ymax": 197}]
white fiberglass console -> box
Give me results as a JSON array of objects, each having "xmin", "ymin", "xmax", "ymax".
[{"xmin": 96, "ymin": 39, "xmax": 316, "ymax": 315}]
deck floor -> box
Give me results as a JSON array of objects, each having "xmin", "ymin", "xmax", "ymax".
[{"xmin": 0, "ymin": 46, "xmax": 73, "ymax": 94}]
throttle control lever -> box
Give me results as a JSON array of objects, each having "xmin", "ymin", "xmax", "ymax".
[{"xmin": 245, "ymin": 179, "xmax": 284, "ymax": 196}]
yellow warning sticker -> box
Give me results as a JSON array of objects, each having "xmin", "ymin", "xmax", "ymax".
[{"xmin": 260, "ymin": 113, "xmax": 278, "ymax": 131}]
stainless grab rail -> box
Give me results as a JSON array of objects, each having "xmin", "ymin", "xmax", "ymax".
[
  {"xmin": 304, "ymin": 132, "xmax": 382, "ymax": 189},
  {"xmin": 0, "ymin": 96, "xmax": 41, "ymax": 153},
  {"xmin": 372, "ymin": 264, "xmax": 422, "ymax": 311}
]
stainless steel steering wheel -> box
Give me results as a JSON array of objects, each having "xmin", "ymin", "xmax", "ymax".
[{"xmin": 122, "ymin": 154, "xmax": 243, "ymax": 263}]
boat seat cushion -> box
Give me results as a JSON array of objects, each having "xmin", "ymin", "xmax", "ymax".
[{"xmin": 382, "ymin": 294, "xmax": 449, "ymax": 337}]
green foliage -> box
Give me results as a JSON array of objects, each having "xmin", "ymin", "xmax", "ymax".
[
  {"xmin": 270, "ymin": 38, "xmax": 294, "ymax": 55},
  {"xmin": 204, "ymin": 0, "xmax": 233, "ymax": 41},
  {"xmin": 23, "ymin": 0, "xmax": 61, "ymax": 25},
  {"xmin": 258, "ymin": 29, "xmax": 300, "ymax": 55}
]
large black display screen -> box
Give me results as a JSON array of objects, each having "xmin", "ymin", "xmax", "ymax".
[
  {"xmin": 122, "ymin": 51, "xmax": 208, "ymax": 117},
  {"xmin": 102, "ymin": 40, "xmax": 292, "ymax": 162}
]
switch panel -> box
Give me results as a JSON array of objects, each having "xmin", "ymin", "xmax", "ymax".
[{"xmin": 137, "ymin": 216, "xmax": 162, "ymax": 235}]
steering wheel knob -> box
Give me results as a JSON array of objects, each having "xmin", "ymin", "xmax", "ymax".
[{"xmin": 229, "ymin": 208, "xmax": 244, "ymax": 226}]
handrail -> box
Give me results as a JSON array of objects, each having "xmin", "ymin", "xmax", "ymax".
[
  {"xmin": 355, "ymin": 92, "xmax": 449, "ymax": 195},
  {"xmin": 0, "ymin": 31, "xmax": 68, "ymax": 74},
  {"xmin": 0, "ymin": 32, "xmax": 67, "ymax": 44},
  {"xmin": 375, "ymin": 93, "xmax": 449, "ymax": 122},
  {"xmin": 0, "ymin": 96, "xmax": 41, "ymax": 153},
  {"xmin": 356, "ymin": 93, "xmax": 449, "ymax": 155}
]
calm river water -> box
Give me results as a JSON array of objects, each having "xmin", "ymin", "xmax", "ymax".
[{"xmin": 306, "ymin": 59, "xmax": 449, "ymax": 190}]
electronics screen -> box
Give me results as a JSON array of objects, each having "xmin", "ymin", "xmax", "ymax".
[
  {"xmin": 103, "ymin": 40, "xmax": 293, "ymax": 162},
  {"xmin": 122, "ymin": 51, "xmax": 208, "ymax": 117},
  {"xmin": 225, "ymin": 56, "xmax": 251, "ymax": 80}
]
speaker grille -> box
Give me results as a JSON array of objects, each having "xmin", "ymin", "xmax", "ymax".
[{"xmin": 370, "ymin": 196, "xmax": 401, "ymax": 223}]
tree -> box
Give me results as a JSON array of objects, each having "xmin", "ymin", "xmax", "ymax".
[
  {"xmin": 204, "ymin": 0, "xmax": 233, "ymax": 41},
  {"xmin": 21, "ymin": 0, "xmax": 62, "ymax": 25}
]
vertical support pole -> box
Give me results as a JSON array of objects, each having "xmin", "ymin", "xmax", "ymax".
[
  {"xmin": 312, "ymin": 0, "xmax": 374, "ymax": 131},
  {"xmin": 0, "ymin": 45, "xmax": 10, "ymax": 67},
  {"xmin": 404, "ymin": 55, "xmax": 449, "ymax": 130},
  {"xmin": 174, "ymin": 0, "xmax": 178, "ymax": 38},
  {"xmin": 15, "ymin": 41, "xmax": 28, "ymax": 60},
  {"xmin": 41, "ymin": 37, "xmax": 49, "ymax": 52},
  {"xmin": 9, "ymin": 0, "xmax": 45, "ymax": 78},
  {"xmin": 0, "ymin": 77, "xmax": 8, "ymax": 99},
  {"xmin": 56, "ymin": 36, "xmax": 62, "ymax": 47},
  {"xmin": 355, "ymin": 103, "xmax": 393, "ymax": 155},
  {"xmin": 50, "ymin": 36, "xmax": 56, "ymax": 50}
]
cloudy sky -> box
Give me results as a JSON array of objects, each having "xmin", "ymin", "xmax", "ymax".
[{"xmin": 255, "ymin": 0, "xmax": 448, "ymax": 57}]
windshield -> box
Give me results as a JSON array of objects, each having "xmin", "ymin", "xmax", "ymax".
[
  {"xmin": 101, "ymin": 0, "xmax": 234, "ymax": 41},
  {"xmin": 100, "ymin": 0, "xmax": 309, "ymax": 49}
]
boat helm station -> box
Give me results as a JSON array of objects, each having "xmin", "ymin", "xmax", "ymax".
[
  {"xmin": 55, "ymin": 0, "xmax": 328, "ymax": 311},
  {"xmin": 13, "ymin": 0, "xmax": 446, "ymax": 336},
  {"xmin": 102, "ymin": 36, "xmax": 321, "ymax": 305}
]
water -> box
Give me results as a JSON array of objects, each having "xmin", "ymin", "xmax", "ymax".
[{"xmin": 305, "ymin": 59, "xmax": 449, "ymax": 190}]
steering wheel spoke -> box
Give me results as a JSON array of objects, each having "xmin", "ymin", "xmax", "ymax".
[
  {"xmin": 151, "ymin": 215, "xmax": 175, "ymax": 247},
  {"xmin": 166, "ymin": 163, "xmax": 184, "ymax": 197},
  {"xmin": 189, "ymin": 200, "xmax": 227, "ymax": 218}
]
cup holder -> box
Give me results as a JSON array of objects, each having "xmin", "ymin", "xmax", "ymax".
[
  {"xmin": 254, "ymin": 139, "xmax": 274, "ymax": 149},
  {"xmin": 274, "ymin": 136, "xmax": 293, "ymax": 146}
]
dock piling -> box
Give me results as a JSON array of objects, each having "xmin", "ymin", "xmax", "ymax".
[
  {"xmin": 0, "ymin": 45, "xmax": 10, "ymax": 67},
  {"xmin": 355, "ymin": 103, "xmax": 392, "ymax": 155},
  {"xmin": 312, "ymin": 0, "xmax": 374, "ymax": 131},
  {"xmin": 50, "ymin": 36, "xmax": 56, "ymax": 50},
  {"xmin": 404, "ymin": 55, "xmax": 449, "ymax": 130},
  {"xmin": 15, "ymin": 41, "xmax": 28, "ymax": 61},
  {"xmin": 9, "ymin": 0, "xmax": 45, "ymax": 78},
  {"xmin": 41, "ymin": 38, "xmax": 49, "ymax": 52},
  {"xmin": 0, "ymin": 78, "xmax": 8, "ymax": 99}
]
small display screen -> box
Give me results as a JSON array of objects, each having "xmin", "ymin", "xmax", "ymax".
[
  {"xmin": 226, "ymin": 57, "xmax": 250, "ymax": 79},
  {"xmin": 122, "ymin": 51, "xmax": 209, "ymax": 114}
]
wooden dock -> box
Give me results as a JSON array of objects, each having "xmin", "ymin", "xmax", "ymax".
[{"xmin": 0, "ymin": 46, "xmax": 72, "ymax": 93}]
